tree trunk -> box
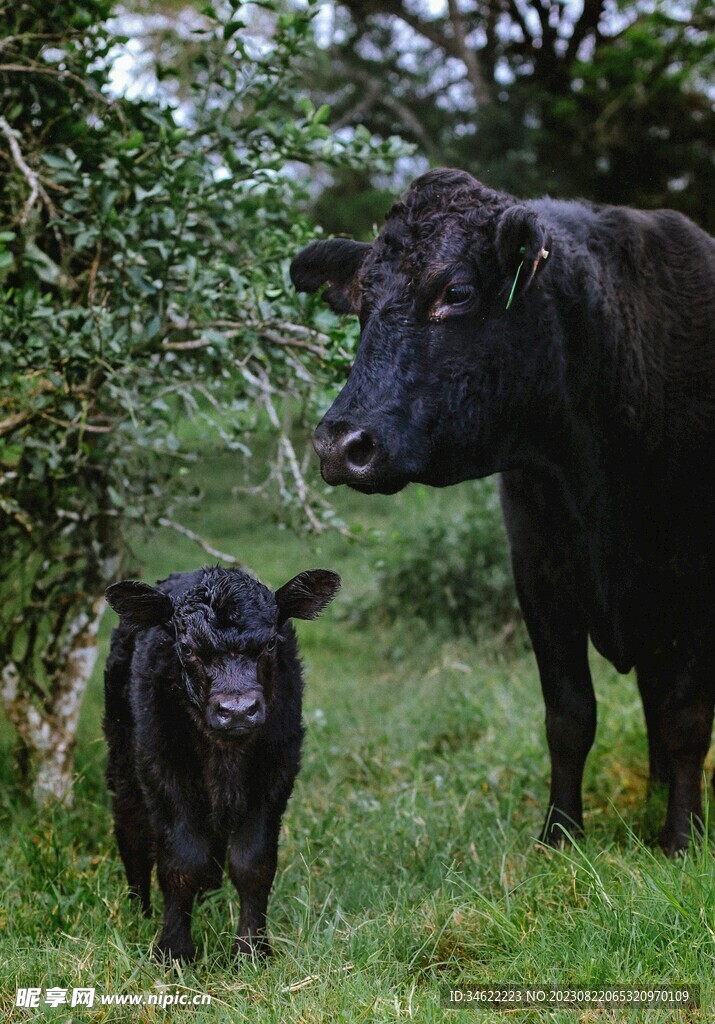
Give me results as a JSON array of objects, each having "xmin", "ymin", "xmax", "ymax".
[{"xmin": 1, "ymin": 601, "xmax": 104, "ymax": 805}]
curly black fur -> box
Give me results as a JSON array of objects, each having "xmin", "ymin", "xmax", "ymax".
[{"xmin": 103, "ymin": 565, "xmax": 340, "ymax": 962}]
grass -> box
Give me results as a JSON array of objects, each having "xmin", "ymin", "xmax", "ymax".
[{"xmin": 1, "ymin": 448, "xmax": 713, "ymax": 1022}]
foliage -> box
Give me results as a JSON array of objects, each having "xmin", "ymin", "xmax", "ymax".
[
  {"xmin": 307, "ymin": 0, "xmax": 715, "ymax": 230},
  {"xmin": 0, "ymin": 0, "xmax": 399, "ymax": 801},
  {"xmin": 364, "ymin": 480, "xmax": 520, "ymax": 641}
]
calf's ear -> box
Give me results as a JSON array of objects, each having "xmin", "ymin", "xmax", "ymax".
[
  {"xmin": 275, "ymin": 569, "xmax": 341, "ymax": 624},
  {"xmin": 495, "ymin": 206, "xmax": 552, "ymax": 307},
  {"xmin": 290, "ymin": 238, "xmax": 371, "ymax": 314},
  {"xmin": 105, "ymin": 580, "xmax": 174, "ymax": 628}
]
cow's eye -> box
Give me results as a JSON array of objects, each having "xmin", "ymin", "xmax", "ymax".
[
  {"xmin": 264, "ymin": 636, "xmax": 278, "ymax": 655},
  {"xmin": 444, "ymin": 283, "xmax": 474, "ymax": 306}
]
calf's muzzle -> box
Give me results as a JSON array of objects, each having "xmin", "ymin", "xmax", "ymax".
[{"xmin": 206, "ymin": 690, "xmax": 266, "ymax": 734}]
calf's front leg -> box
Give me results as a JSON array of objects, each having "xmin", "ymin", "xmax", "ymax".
[
  {"xmin": 228, "ymin": 803, "xmax": 284, "ymax": 956},
  {"xmin": 156, "ymin": 824, "xmax": 219, "ymax": 962}
]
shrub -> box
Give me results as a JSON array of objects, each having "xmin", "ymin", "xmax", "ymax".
[{"xmin": 368, "ymin": 480, "xmax": 520, "ymax": 641}]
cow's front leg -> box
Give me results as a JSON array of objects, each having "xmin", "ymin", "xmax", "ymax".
[
  {"xmin": 156, "ymin": 824, "xmax": 219, "ymax": 962},
  {"xmin": 515, "ymin": 572, "xmax": 595, "ymax": 843},
  {"xmin": 501, "ymin": 474, "xmax": 597, "ymax": 845},
  {"xmin": 538, "ymin": 632, "xmax": 596, "ymax": 845},
  {"xmin": 228, "ymin": 803, "xmax": 284, "ymax": 956}
]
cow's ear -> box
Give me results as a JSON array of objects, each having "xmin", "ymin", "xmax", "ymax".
[
  {"xmin": 290, "ymin": 239, "xmax": 371, "ymax": 314},
  {"xmin": 275, "ymin": 569, "xmax": 341, "ymax": 624},
  {"xmin": 495, "ymin": 205, "xmax": 552, "ymax": 307},
  {"xmin": 105, "ymin": 580, "xmax": 174, "ymax": 627}
]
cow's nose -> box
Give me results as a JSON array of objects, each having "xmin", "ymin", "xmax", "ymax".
[
  {"xmin": 207, "ymin": 692, "xmax": 265, "ymax": 733},
  {"xmin": 313, "ymin": 421, "xmax": 380, "ymax": 484}
]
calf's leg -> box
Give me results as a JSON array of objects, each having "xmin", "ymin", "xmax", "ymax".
[
  {"xmin": 228, "ymin": 803, "xmax": 284, "ymax": 956},
  {"xmin": 156, "ymin": 824, "xmax": 220, "ymax": 962},
  {"xmin": 112, "ymin": 785, "xmax": 153, "ymax": 915}
]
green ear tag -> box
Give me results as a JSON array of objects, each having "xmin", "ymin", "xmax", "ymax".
[{"xmin": 505, "ymin": 247, "xmax": 526, "ymax": 311}]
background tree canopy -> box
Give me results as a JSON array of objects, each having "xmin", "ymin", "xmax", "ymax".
[{"xmin": 305, "ymin": 0, "xmax": 714, "ymax": 236}]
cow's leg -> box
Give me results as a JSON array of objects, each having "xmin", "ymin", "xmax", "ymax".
[
  {"xmin": 509, "ymin": 552, "xmax": 594, "ymax": 842},
  {"xmin": 156, "ymin": 823, "xmax": 219, "ymax": 962},
  {"xmin": 657, "ymin": 653, "xmax": 714, "ymax": 855},
  {"xmin": 635, "ymin": 655, "xmax": 671, "ymax": 791},
  {"xmin": 531, "ymin": 616, "xmax": 596, "ymax": 845},
  {"xmin": 228, "ymin": 802, "xmax": 284, "ymax": 956},
  {"xmin": 501, "ymin": 477, "xmax": 595, "ymax": 845}
]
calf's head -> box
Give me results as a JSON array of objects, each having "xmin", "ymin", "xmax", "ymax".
[
  {"xmin": 291, "ymin": 168, "xmax": 553, "ymax": 492},
  {"xmin": 106, "ymin": 567, "xmax": 340, "ymax": 738}
]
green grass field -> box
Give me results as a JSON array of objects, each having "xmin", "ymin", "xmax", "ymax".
[{"xmin": 1, "ymin": 450, "xmax": 713, "ymax": 1022}]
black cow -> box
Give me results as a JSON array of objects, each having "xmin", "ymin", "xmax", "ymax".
[
  {"xmin": 291, "ymin": 167, "xmax": 715, "ymax": 854},
  {"xmin": 103, "ymin": 565, "xmax": 340, "ymax": 961}
]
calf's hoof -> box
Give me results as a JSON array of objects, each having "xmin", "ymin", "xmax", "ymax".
[
  {"xmin": 128, "ymin": 889, "xmax": 152, "ymax": 918},
  {"xmin": 155, "ymin": 937, "xmax": 196, "ymax": 964},
  {"xmin": 235, "ymin": 933, "xmax": 271, "ymax": 958}
]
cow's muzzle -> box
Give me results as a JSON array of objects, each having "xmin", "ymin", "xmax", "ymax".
[
  {"xmin": 313, "ymin": 420, "xmax": 381, "ymax": 485},
  {"xmin": 205, "ymin": 689, "xmax": 266, "ymax": 735}
]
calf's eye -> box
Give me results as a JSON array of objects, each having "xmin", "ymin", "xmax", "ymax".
[{"xmin": 264, "ymin": 636, "xmax": 278, "ymax": 655}]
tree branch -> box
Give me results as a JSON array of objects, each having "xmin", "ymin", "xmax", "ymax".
[
  {"xmin": 566, "ymin": 0, "xmax": 605, "ymax": 62},
  {"xmin": 157, "ymin": 518, "xmax": 240, "ymax": 565},
  {"xmin": 446, "ymin": 0, "xmax": 493, "ymax": 107},
  {"xmin": 241, "ymin": 362, "xmax": 325, "ymax": 533},
  {"xmin": 0, "ymin": 115, "xmax": 57, "ymax": 224}
]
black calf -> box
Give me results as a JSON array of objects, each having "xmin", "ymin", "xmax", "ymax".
[{"xmin": 103, "ymin": 565, "xmax": 340, "ymax": 961}]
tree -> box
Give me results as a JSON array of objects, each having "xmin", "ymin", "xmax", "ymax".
[
  {"xmin": 307, "ymin": 0, "xmax": 714, "ymax": 231},
  {"xmin": 0, "ymin": 0, "xmax": 396, "ymax": 803}
]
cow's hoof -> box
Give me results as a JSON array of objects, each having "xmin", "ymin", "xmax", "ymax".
[
  {"xmin": 659, "ymin": 827, "xmax": 697, "ymax": 858},
  {"xmin": 539, "ymin": 818, "xmax": 583, "ymax": 848}
]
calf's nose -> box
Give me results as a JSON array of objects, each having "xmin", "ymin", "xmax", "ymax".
[
  {"xmin": 313, "ymin": 420, "xmax": 379, "ymax": 485},
  {"xmin": 207, "ymin": 691, "xmax": 265, "ymax": 733}
]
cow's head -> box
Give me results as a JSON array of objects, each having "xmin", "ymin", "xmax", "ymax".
[
  {"xmin": 291, "ymin": 168, "xmax": 555, "ymax": 492},
  {"xmin": 106, "ymin": 567, "xmax": 340, "ymax": 738}
]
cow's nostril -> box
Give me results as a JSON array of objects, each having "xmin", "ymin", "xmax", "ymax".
[{"xmin": 343, "ymin": 430, "xmax": 377, "ymax": 470}]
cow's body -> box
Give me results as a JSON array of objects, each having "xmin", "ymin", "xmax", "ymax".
[
  {"xmin": 291, "ymin": 168, "xmax": 715, "ymax": 852},
  {"xmin": 104, "ymin": 565, "xmax": 340, "ymax": 960}
]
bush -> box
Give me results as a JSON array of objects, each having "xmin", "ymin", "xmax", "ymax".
[{"xmin": 367, "ymin": 480, "xmax": 520, "ymax": 641}]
